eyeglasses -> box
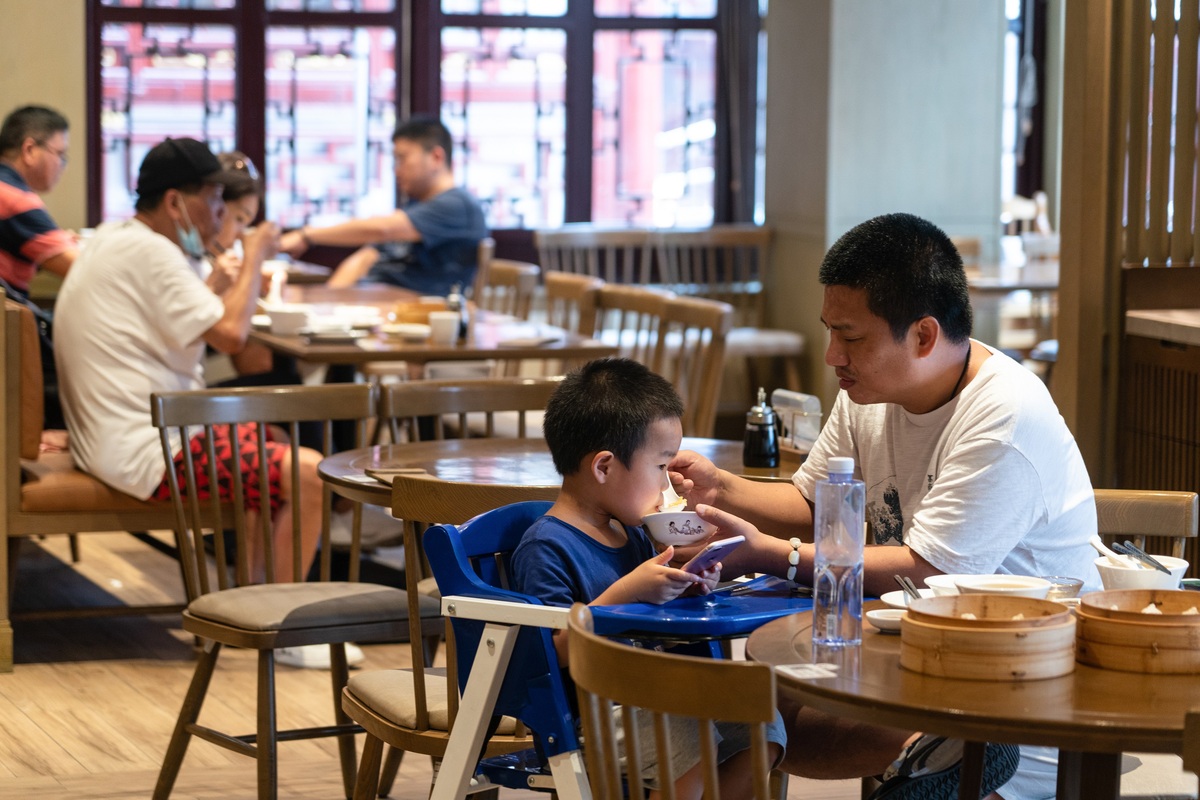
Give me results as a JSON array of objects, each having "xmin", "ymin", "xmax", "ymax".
[{"xmin": 36, "ymin": 141, "xmax": 68, "ymax": 165}]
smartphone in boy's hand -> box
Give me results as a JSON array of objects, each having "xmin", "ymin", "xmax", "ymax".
[{"xmin": 680, "ymin": 535, "xmax": 745, "ymax": 575}]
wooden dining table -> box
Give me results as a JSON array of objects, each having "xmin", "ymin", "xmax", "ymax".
[
  {"xmin": 319, "ymin": 436, "xmax": 803, "ymax": 507},
  {"xmin": 249, "ymin": 283, "xmax": 617, "ymax": 367},
  {"xmin": 747, "ymin": 606, "xmax": 1200, "ymax": 800}
]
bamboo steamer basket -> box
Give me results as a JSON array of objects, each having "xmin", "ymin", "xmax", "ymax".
[
  {"xmin": 900, "ymin": 595, "xmax": 1076, "ymax": 681},
  {"xmin": 392, "ymin": 299, "xmax": 447, "ymax": 324},
  {"xmin": 1075, "ymin": 589, "xmax": 1200, "ymax": 674}
]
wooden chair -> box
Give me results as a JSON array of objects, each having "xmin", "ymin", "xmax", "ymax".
[
  {"xmin": 474, "ymin": 259, "xmax": 539, "ymax": 321},
  {"xmin": 654, "ymin": 225, "xmax": 804, "ymax": 400},
  {"xmin": 0, "ymin": 299, "xmax": 188, "ymax": 671},
  {"xmin": 567, "ymin": 602, "xmax": 780, "ymax": 800},
  {"xmin": 343, "ymin": 475, "xmax": 559, "ymax": 799},
  {"xmin": 1095, "ymin": 489, "xmax": 1198, "ymax": 561},
  {"xmin": 588, "ymin": 283, "xmax": 672, "ymax": 367},
  {"xmin": 535, "ymin": 226, "xmax": 655, "ymax": 285},
  {"xmin": 1184, "ymin": 710, "xmax": 1200, "ymax": 778},
  {"xmin": 1096, "ymin": 489, "xmax": 1199, "ymax": 799},
  {"xmin": 378, "ymin": 376, "xmax": 562, "ymax": 444},
  {"xmin": 537, "ymin": 272, "xmax": 603, "ymax": 377},
  {"xmin": 656, "ymin": 295, "xmax": 734, "ymax": 438},
  {"xmin": 149, "ymin": 384, "xmax": 440, "ymax": 800}
]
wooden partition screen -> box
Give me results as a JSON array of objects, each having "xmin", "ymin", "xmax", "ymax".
[{"xmin": 1112, "ymin": 0, "xmax": 1200, "ymax": 575}]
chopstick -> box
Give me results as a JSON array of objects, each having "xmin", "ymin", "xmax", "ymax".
[
  {"xmin": 1118, "ymin": 540, "xmax": 1172, "ymax": 574},
  {"xmin": 894, "ymin": 574, "xmax": 922, "ymax": 602}
]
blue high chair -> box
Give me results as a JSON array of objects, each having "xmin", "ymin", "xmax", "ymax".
[{"xmin": 423, "ymin": 501, "xmax": 590, "ymax": 800}]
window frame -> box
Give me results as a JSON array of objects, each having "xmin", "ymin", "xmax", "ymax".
[{"xmin": 85, "ymin": 0, "xmax": 761, "ymax": 245}]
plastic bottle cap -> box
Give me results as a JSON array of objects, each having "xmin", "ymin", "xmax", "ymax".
[{"xmin": 827, "ymin": 456, "xmax": 855, "ymax": 474}]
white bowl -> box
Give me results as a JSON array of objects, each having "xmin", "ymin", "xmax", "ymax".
[
  {"xmin": 1094, "ymin": 555, "xmax": 1187, "ymax": 591},
  {"xmin": 641, "ymin": 510, "xmax": 713, "ymax": 546},
  {"xmin": 880, "ymin": 588, "xmax": 935, "ymax": 609},
  {"xmin": 865, "ymin": 608, "xmax": 905, "ymax": 633},
  {"xmin": 267, "ymin": 305, "xmax": 311, "ymax": 335},
  {"xmin": 952, "ymin": 574, "xmax": 1052, "ymax": 599},
  {"xmin": 922, "ymin": 573, "xmax": 978, "ymax": 596}
]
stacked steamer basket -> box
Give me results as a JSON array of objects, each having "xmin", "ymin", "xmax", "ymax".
[
  {"xmin": 900, "ymin": 595, "xmax": 1076, "ymax": 681},
  {"xmin": 1075, "ymin": 589, "xmax": 1200, "ymax": 674}
]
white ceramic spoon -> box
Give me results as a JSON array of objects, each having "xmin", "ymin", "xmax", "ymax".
[
  {"xmin": 1089, "ymin": 535, "xmax": 1143, "ymax": 569},
  {"xmin": 660, "ymin": 474, "xmax": 686, "ymax": 511}
]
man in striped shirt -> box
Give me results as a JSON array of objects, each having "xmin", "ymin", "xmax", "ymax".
[{"xmin": 0, "ymin": 105, "xmax": 76, "ymax": 296}]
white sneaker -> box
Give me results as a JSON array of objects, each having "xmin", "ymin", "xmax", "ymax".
[
  {"xmin": 329, "ymin": 505, "xmax": 404, "ymax": 549},
  {"xmin": 275, "ymin": 643, "xmax": 366, "ymax": 670}
]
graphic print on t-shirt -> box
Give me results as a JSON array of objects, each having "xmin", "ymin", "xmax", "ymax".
[{"xmin": 867, "ymin": 476, "xmax": 903, "ymax": 544}]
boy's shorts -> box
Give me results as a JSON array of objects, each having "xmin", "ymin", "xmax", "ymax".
[
  {"xmin": 615, "ymin": 707, "xmax": 788, "ymax": 790},
  {"xmin": 153, "ymin": 422, "xmax": 286, "ymax": 515}
]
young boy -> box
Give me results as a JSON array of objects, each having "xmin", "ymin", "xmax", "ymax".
[{"xmin": 512, "ymin": 357, "xmax": 785, "ymax": 799}]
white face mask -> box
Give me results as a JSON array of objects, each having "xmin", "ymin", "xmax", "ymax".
[{"xmin": 174, "ymin": 198, "xmax": 206, "ymax": 260}]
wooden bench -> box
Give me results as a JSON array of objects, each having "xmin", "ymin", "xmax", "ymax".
[{"xmin": 0, "ymin": 299, "xmax": 185, "ymax": 671}]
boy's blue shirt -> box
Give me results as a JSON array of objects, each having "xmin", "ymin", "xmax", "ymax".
[{"xmin": 512, "ymin": 514, "xmax": 657, "ymax": 607}]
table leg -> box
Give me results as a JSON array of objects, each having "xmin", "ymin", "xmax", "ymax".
[
  {"xmin": 430, "ymin": 621, "xmax": 521, "ymax": 800},
  {"xmin": 958, "ymin": 741, "xmax": 985, "ymax": 800},
  {"xmin": 1056, "ymin": 750, "xmax": 1121, "ymax": 800}
]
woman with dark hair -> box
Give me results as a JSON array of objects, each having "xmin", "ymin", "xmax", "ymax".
[{"xmin": 205, "ymin": 151, "xmax": 265, "ymax": 296}]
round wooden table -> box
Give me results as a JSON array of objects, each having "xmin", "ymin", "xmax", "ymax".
[
  {"xmin": 319, "ymin": 436, "xmax": 800, "ymax": 507},
  {"xmin": 746, "ymin": 608, "xmax": 1200, "ymax": 800}
]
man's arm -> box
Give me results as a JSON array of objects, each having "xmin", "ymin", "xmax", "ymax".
[
  {"xmin": 279, "ymin": 210, "xmax": 420, "ymax": 257},
  {"xmin": 39, "ymin": 248, "xmax": 77, "ymax": 277},
  {"xmin": 203, "ymin": 223, "xmax": 278, "ymax": 353},
  {"xmin": 327, "ymin": 246, "xmax": 380, "ymax": 288}
]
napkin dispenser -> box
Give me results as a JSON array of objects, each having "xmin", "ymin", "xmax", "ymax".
[{"xmin": 770, "ymin": 389, "xmax": 822, "ymax": 451}]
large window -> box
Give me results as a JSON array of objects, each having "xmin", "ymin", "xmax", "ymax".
[{"xmin": 88, "ymin": 0, "xmax": 762, "ymax": 237}]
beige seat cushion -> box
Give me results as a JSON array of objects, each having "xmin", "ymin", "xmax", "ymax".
[
  {"xmin": 189, "ymin": 582, "xmax": 436, "ymax": 631},
  {"xmin": 21, "ymin": 452, "xmax": 171, "ymax": 513},
  {"xmin": 724, "ymin": 327, "xmax": 805, "ymax": 358},
  {"xmin": 347, "ymin": 668, "xmax": 518, "ymax": 734}
]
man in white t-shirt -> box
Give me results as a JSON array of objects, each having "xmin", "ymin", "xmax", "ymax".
[
  {"xmin": 672, "ymin": 213, "xmax": 1095, "ymax": 800},
  {"xmin": 54, "ymin": 137, "xmax": 321, "ymax": 588}
]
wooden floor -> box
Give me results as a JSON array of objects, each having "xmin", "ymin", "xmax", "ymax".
[{"xmin": 2, "ymin": 532, "xmax": 861, "ymax": 799}]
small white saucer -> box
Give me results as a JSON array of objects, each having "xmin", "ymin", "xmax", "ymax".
[{"xmin": 866, "ymin": 608, "xmax": 905, "ymax": 633}]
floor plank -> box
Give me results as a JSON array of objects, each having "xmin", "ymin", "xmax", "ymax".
[{"xmin": 2, "ymin": 532, "xmax": 861, "ymax": 799}]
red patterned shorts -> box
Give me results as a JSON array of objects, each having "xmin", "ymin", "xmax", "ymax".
[{"xmin": 153, "ymin": 422, "xmax": 286, "ymax": 515}]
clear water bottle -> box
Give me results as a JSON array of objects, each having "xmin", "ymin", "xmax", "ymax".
[{"xmin": 813, "ymin": 456, "xmax": 865, "ymax": 647}]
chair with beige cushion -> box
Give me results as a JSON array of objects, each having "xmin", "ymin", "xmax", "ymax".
[
  {"xmin": 0, "ymin": 299, "xmax": 190, "ymax": 672},
  {"xmin": 149, "ymin": 384, "xmax": 441, "ymax": 800},
  {"xmin": 343, "ymin": 474, "xmax": 558, "ymax": 798}
]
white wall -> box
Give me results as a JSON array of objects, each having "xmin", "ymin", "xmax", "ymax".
[
  {"xmin": 0, "ymin": 0, "xmax": 88, "ymax": 232},
  {"xmin": 766, "ymin": 0, "xmax": 1007, "ymax": 407}
]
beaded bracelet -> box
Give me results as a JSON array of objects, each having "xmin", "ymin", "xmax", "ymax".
[{"xmin": 786, "ymin": 537, "xmax": 802, "ymax": 582}]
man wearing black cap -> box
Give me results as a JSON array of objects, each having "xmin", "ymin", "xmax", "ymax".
[{"xmin": 53, "ymin": 137, "xmax": 322, "ymax": 587}]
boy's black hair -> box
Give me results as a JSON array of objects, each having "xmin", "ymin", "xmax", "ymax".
[
  {"xmin": 819, "ymin": 212, "xmax": 973, "ymax": 344},
  {"xmin": 393, "ymin": 115, "xmax": 453, "ymax": 164},
  {"xmin": 544, "ymin": 358, "xmax": 684, "ymax": 476}
]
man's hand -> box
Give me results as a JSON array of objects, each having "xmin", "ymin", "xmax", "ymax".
[
  {"xmin": 278, "ymin": 229, "xmax": 308, "ymax": 258},
  {"xmin": 691, "ymin": 503, "xmax": 783, "ymax": 579},
  {"xmin": 244, "ymin": 223, "xmax": 281, "ymax": 263},
  {"xmin": 207, "ymin": 251, "xmax": 240, "ymax": 296},
  {"xmin": 612, "ymin": 547, "xmax": 703, "ymax": 605},
  {"xmin": 668, "ymin": 449, "xmax": 724, "ymax": 508}
]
